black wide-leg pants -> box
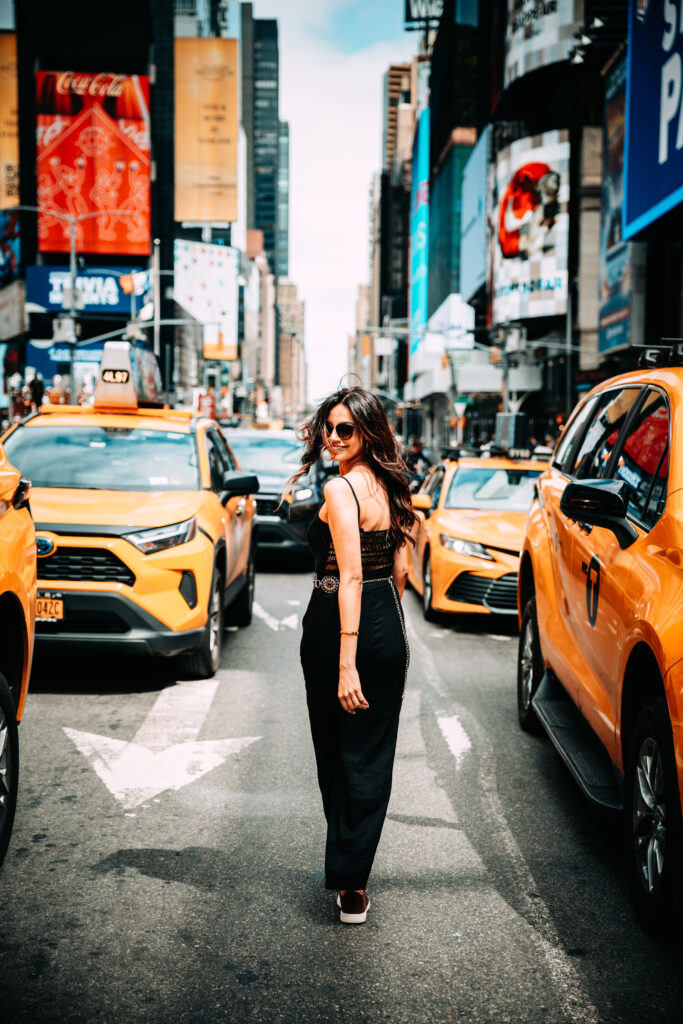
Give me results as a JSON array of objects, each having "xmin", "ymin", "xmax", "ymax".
[{"xmin": 300, "ymin": 578, "xmax": 408, "ymax": 891}]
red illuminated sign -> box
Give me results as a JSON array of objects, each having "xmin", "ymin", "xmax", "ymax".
[{"xmin": 36, "ymin": 70, "xmax": 150, "ymax": 256}]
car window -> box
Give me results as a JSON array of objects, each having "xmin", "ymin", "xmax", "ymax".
[
  {"xmin": 552, "ymin": 395, "xmax": 598, "ymax": 471},
  {"xmin": 424, "ymin": 466, "xmax": 445, "ymax": 507},
  {"xmin": 609, "ymin": 388, "xmax": 670, "ymax": 530},
  {"xmin": 225, "ymin": 434, "xmax": 301, "ymax": 474},
  {"xmin": 569, "ymin": 387, "xmax": 642, "ymax": 480},
  {"xmin": 443, "ymin": 466, "xmax": 542, "ymax": 513},
  {"xmin": 211, "ymin": 428, "xmax": 237, "ymax": 472},
  {"xmin": 205, "ymin": 432, "xmax": 228, "ymax": 492},
  {"xmin": 2, "ymin": 424, "xmax": 200, "ymax": 491}
]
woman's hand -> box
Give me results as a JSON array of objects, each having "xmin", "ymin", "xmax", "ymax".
[{"xmin": 338, "ymin": 665, "xmax": 369, "ymax": 714}]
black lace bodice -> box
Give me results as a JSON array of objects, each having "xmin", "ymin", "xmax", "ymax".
[{"xmin": 307, "ymin": 513, "xmax": 396, "ymax": 581}]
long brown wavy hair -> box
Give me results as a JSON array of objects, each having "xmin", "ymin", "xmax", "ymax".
[{"xmin": 289, "ymin": 386, "xmax": 418, "ymax": 548}]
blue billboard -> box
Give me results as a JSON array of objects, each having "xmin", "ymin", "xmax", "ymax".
[
  {"xmin": 459, "ymin": 126, "xmax": 488, "ymax": 303},
  {"xmin": 26, "ymin": 265, "xmax": 146, "ymax": 316},
  {"xmin": 624, "ymin": 0, "xmax": 683, "ymax": 237},
  {"xmin": 409, "ymin": 107, "xmax": 430, "ymax": 359}
]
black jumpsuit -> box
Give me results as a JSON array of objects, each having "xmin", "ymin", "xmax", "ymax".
[{"xmin": 300, "ymin": 478, "xmax": 409, "ymax": 891}]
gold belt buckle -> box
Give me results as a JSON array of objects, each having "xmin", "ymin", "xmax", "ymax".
[{"xmin": 315, "ymin": 575, "xmax": 339, "ymax": 593}]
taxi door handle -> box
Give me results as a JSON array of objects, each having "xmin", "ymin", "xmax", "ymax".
[{"xmin": 235, "ymin": 498, "xmax": 246, "ymax": 517}]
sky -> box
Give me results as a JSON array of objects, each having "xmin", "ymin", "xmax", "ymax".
[{"xmin": 251, "ymin": 0, "xmax": 416, "ymax": 406}]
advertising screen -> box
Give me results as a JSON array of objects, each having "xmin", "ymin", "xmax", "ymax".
[
  {"xmin": 409, "ymin": 107, "xmax": 430, "ymax": 359},
  {"xmin": 0, "ymin": 34, "xmax": 18, "ymax": 208},
  {"xmin": 404, "ymin": 0, "xmax": 443, "ymax": 22},
  {"xmin": 26, "ymin": 265, "xmax": 146, "ymax": 316},
  {"xmin": 174, "ymin": 240, "xmax": 239, "ymax": 362},
  {"xmin": 460, "ymin": 127, "xmax": 488, "ymax": 302},
  {"xmin": 175, "ymin": 38, "xmax": 239, "ymax": 223},
  {"xmin": 504, "ymin": 0, "xmax": 584, "ymax": 89},
  {"xmin": 36, "ymin": 71, "xmax": 150, "ymax": 255},
  {"xmin": 490, "ymin": 129, "xmax": 569, "ymax": 324},
  {"xmin": 623, "ymin": 1, "xmax": 683, "ymax": 237}
]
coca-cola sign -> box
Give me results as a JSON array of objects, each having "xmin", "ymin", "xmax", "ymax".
[{"xmin": 55, "ymin": 72, "xmax": 127, "ymax": 98}]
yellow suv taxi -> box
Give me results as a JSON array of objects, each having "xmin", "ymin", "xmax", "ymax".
[
  {"xmin": 2, "ymin": 342, "xmax": 258, "ymax": 679},
  {"xmin": 409, "ymin": 452, "xmax": 547, "ymax": 620},
  {"xmin": 0, "ymin": 440, "xmax": 35, "ymax": 865},
  {"xmin": 518, "ymin": 350, "xmax": 683, "ymax": 934}
]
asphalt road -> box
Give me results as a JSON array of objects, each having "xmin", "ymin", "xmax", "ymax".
[{"xmin": 1, "ymin": 564, "xmax": 681, "ymax": 1024}]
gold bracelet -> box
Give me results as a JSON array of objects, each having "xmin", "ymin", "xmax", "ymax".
[{"xmin": 340, "ymin": 629, "xmax": 359, "ymax": 636}]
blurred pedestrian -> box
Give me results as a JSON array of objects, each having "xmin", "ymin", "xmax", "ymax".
[{"xmin": 292, "ymin": 386, "xmax": 417, "ymax": 924}]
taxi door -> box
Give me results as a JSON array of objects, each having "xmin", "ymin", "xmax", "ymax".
[
  {"xmin": 564, "ymin": 386, "xmax": 650, "ymax": 759},
  {"xmin": 204, "ymin": 429, "xmax": 237, "ymax": 585},
  {"xmin": 411, "ymin": 463, "xmax": 447, "ymax": 586},
  {"xmin": 211, "ymin": 427, "xmax": 251, "ymax": 578}
]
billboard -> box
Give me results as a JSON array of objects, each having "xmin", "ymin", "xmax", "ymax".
[
  {"xmin": 0, "ymin": 208, "xmax": 19, "ymax": 286},
  {"xmin": 460, "ymin": 127, "xmax": 488, "ymax": 302},
  {"xmin": 599, "ymin": 56, "xmax": 645, "ymax": 354},
  {"xmin": 409, "ymin": 107, "xmax": 430, "ymax": 359},
  {"xmin": 174, "ymin": 240, "xmax": 239, "ymax": 361},
  {"xmin": 36, "ymin": 71, "xmax": 150, "ymax": 255},
  {"xmin": 490, "ymin": 130, "xmax": 570, "ymax": 324},
  {"xmin": 623, "ymin": 0, "xmax": 683, "ymax": 237},
  {"xmin": 26, "ymin": 265, "xmax": 145, "ymax": 315},
  {"xmin": 405, "ymin": 0, "xmax": 443, "ymax": 22},
  {"xmin": 504, "ymin": 0, "xmax": 584, "ymax": 89},
  {"xmin": 175, "ymin": 38, "xmax": 239, "ymax": 223},
  {"xmin": 0, "ymin": 33, "xmax": 18, "ymax": 207}
]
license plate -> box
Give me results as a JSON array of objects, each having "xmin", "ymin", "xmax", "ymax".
[{"xmin": 37, "ymin": 596, "xmax": 64, "ymax": 621}]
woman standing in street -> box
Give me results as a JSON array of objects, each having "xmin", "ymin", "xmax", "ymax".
[{"xmin": 293, "ymin": 387, "xmax": 417, "ymax": 924}]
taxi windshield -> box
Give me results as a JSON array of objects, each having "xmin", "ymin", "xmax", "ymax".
[
  {"xmin": 3, "ymin": 424, "xmax": 200, "ymax": 491},
  {"xmin": 444, "ymin": 466, "xmax": 541, "ymax": 513}
]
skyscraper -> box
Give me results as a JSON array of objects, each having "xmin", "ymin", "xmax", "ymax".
[
  {"xmin": 277, "ymin": 120, "xmax": 289, "ymax": 278},
  {"xmin": 252, "ymin": 18, "xmax": 279, "ymax": 272}
]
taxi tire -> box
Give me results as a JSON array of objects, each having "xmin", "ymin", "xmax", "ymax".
[
  {"xmin": 624, "ymin": 698, "xmax": 683, "ymax": 938},
  {"xmin": 422, "ymin": 550, "xmax": 438, "ymax": 622},
  {"xmin": 0, "ymin": 673, "xmax": 19, "ymax": 867},
  {"xmin": 228, "ymin": 547, "xmax": 255, "ymax": 628},
  {"xmin": 178, "ymin": 569, "xmax": 224, "ymax": 679},
  {"xmin": 517, "ymin": 597, "xmax": 543, "ymax": 734}
]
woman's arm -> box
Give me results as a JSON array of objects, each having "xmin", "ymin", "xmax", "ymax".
[
  {"xmin": 392, "ymin": 541, "xmax": 410, "ymax": 599},
  {"xmin": 324, "ymin": 477, "xmax": 369, "ymax": 715}
]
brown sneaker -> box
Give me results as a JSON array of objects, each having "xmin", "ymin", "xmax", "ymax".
[{"xmin": 338, "ymin": 890, "xmax": 370, "ymax": 924}]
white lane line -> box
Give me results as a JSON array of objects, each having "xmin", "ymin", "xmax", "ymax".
[
  {"xmin": 253, "ymin": 601, "xmax": 281, "ymax": 631},
  {"xmin": 403, "ymin": 602, "xmax": 600, "ymax": 1024},
  {"xmin": 437, "ymin": 714, "xmax": 471, "ymax": 768},
  {"xmin": 287, "ymin": 599, "xmax": 301, "ymax": 606},
  {"xmin": 485, "ymin": 634, "xmax": 513, "ymax": 642}
]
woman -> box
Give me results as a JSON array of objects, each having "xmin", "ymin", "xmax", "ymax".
[{"xmin": 293, "ymin": 387, "xmax": 417, "ymax": 925}]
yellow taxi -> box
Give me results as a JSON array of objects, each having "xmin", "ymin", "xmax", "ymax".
[
  {"xmin": 0, "ymin": 439, "xmax": 35, "ymax": 865},
  {"xmin": 2, "ymin": 342, "xmax": 258, "ymax": 679},
  {"xmin": 517, "ymin": 350, "xmax": 683, "ymax": 934},
  {"xmin": 409, "ymin": 452, "xmax": 547, "ymax": 620}
]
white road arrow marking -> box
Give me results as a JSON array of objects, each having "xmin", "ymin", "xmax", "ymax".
[
  {"xmin": 63, "ymin": 679, "xmax": 260, "ymax": 809},
  {"xmin": 438, "ymin": 714, "xmax": 472, "ymax": 769},
  {"xmin": 253, "ymin": 602, "xmax": 298, "ymax": 631}
]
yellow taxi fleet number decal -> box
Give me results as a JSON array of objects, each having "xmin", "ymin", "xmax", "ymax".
[
  {"xmin": 37, "ymin": 597, "xmax": 64, "ymax": 620},
  {"xmin": 101, "ymin": 369, "xmax": 130, "ymax": 384}
]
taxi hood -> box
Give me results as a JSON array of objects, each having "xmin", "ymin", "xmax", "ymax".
[
  {"xmin": 436, "ymin": 508, "xmax": 528, "ymax": 553},
  {"xmin": 31, "ymin": 487, "xmax": 204, "ymax": 530}
]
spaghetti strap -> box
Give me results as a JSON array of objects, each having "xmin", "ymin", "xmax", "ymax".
[{"xmin": 341, "ymin": 476, "xmax": 362, "ymax": 525}]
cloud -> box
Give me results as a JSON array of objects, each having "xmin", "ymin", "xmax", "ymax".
[{"xmin": 251, "ymin": 2, "xmax": 414, "ymax": 404}]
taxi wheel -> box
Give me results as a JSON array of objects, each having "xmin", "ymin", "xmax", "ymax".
[
  {"xmin": 517, "ymin": 597, "xmax": 543, "ymax": 734},
  {"xmin": 0, "ymin": 673, "xmax": 19, "ymax": 867},
  {"xmin": 179, "ymin": 570, "xmax": 224, "ymax": 679},
  {"xmin": 422, "ymin": 550, "xmax": 438, "ymax": 622},
  {"xmin": 228, "ymin": 547, "xmax": 255, "ymax": 628},
  {"xmin": 625, "ymin": 699, "xmax": 683, "ymax": 937}
]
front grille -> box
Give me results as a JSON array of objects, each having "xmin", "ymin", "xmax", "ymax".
[
  {"xmin": 256, "ymin": 496, "xmax": 281, "ymax": 516},
  {"xmin": 39, "ymin": 547, "xmax": 135, "ymax": 586},
  {"xmin": 446, "ymin": 572, "xmax": 518, "ymax": 612}
]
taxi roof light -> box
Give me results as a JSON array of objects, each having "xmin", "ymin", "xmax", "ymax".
[
  {"xmin": 634, "ymin": 338, "xmax": 683, "ymax": 369},
  {"xmin": 93, "ymin": 341, "xmax": 165, "ymax": 413}
]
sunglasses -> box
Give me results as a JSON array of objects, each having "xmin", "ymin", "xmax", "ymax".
[{"xmin": 325, "ymin": 421, "xmax": 358, "ymax": 441}]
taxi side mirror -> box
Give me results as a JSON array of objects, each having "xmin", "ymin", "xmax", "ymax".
[
  {"xmin": 221, "ymin": 471, "xmax": 260, "ymax": 501},
  {"xmin": 411, "ymin": 493, "xmax": 432, "ymax": 513},
  {"xmin": 560, "ymin": 479, "xmax": 638, "ymax": 549}
]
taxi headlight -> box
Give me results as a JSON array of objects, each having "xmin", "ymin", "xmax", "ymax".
[
  {"xmin": 293, "ymin": 487, "xmax": 314, "ymax": 502},
  {"xmin": 439, "ymin": 534, "xmax": 494, "ymax": 561},
  {"xmin": 123, "ymin": 517, "xmax": 197, "ymax": 555}
]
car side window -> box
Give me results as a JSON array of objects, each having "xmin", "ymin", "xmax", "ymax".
[
  {"xmin": 212, "ymin": 429, "xmax": 237, "ymax": 472},
  {"xmin": 205, "ymin": 432, "xmax": 227, "ymax": 492},
  {"xmin": 569, "ymin": 387, "xmax": 642, "ymax": 480},
  {"xmin": 425, "ymin": 467, "xmax": 445, "ymax": 508},
  {"xmin": 608, "ymin": 388, "xmax": 670, "ymax": 530},
  {"xmin": 552, "ymin": 395, "xmax": 598, "ymax": 472}
]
